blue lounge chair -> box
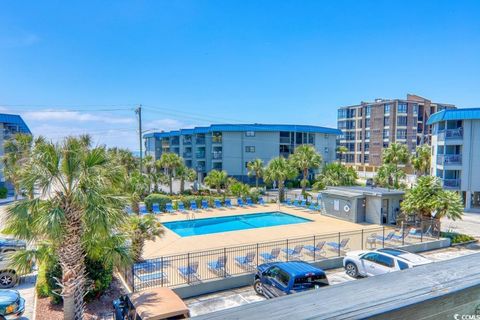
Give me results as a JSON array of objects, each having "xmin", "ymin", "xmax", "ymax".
[
  {"xmin": 190, "ymin": 200, "xmax": 199, "ymax": 211},
  {"xmin": 152, "ymin": 203, "xmax": 161, "ymax": 214},
  {"xmin": 246, "ymin": 197, "xmax": 254, "ymax": 206},
  {"xmin": 134, "ymin": 260, "xmax": 166, "ymax": 274},
  {"xmin": 207, "ymin": 255, "xmax": 227, "ymax": 275},
  {"xmin": 214, "ymin": 199, "xmax": 222, "ymax": 209},
  {"xmin": 237, "ymin": 198, "xmax": 245, "ymax": 207},
  {"xmin": 235, "ymin": 252, "xmax": 255, "ymax": 268},
  {"xmin": 139, "ymin": 203, "xmax": 148, "ymax": 215},
  {"xmin": 165, "ymin": 203, "xmax": 175, "ymax": 214},
  {"xmin": 293, "ymin": 199, "xmax": 299, "ymax": 207},
  {"xmin": 375, "ymin": 231, "xmax": 395, "ymax": 243},
  {"xmin": 391, "ymin": 228, "xmax": 413, "ymax": 242},
  {"xmin": 135, "ymin": 272, "xmax": 168, "ymax": 284},
  {"xmin": 259, "ymin": 248, "xmax": 281, "ymax": 262},
  {"xmin": 178, "ymin": 202, "xmax": 186, "ymax": 213},
  {"xmin": 300, "ymin": 199, "xmax": 307, "ymax": 207},
  {"xmin": 225, "ymin": 199, "xmax": 233, "ymax": 208},
  {"xmin": 285, "ymin": 198, "xmax": 292, "ymax": 206},
  {"xmin": 308, "ymin": 203, "xmax": 318, "ymax": 211},
  {"xmin": 258, "ymin": 197, "xmax": 266, "ymax": 206},
  {"xmin": 282, "ymin": 245, "xmax": 303, "ymax": 258},
  {"xmin": 326, "ymin": 238, "xmax": 350, "ymax": 252},
  {"xmin": 304, "ymin": 241, "xmax": 326, "ymax": 256},
  {"xmin": 201, "ymin": 199, "xmax": 209, "ymax": 210},
  {"xmin": 178, "ymin": 261, "xmax": 200, "ymax": 281}
]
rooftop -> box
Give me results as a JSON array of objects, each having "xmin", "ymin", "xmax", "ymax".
[
  {"xmin": 143, "ymin": 123, "xmax": 342, "ymax": 139},
  {"xmin": 324, "ymin": 186, "xmax": 405, "ymax": 197},
  {"xmin": 427, "ymin": 107, "xmax": 480, "ymax": 125},
  {"xmin": 0, "ymin": 113, "xmax": 31, "ymax": 134}
]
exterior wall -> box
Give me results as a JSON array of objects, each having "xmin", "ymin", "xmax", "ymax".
[
  {"xmin": 365, "ymin": 196, "xmax": 382, "ymax": 224},
  {"xmin": 314, "ymin": 132, "xmax": 337, "ymax": 164},
  {"xmin": 320, "ymin": 193, "xmax": 363, "ymax": 223}
]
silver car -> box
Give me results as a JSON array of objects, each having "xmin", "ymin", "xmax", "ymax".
[{"xmin": 343, "ymin": 248, "xmax": 431, "ymax": 278}]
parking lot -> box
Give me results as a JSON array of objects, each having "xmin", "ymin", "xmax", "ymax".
[{"xmin": 186, "ymin": 244, "xmax": 480, "ymax": 317}]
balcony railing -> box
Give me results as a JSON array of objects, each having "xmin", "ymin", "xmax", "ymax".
[
  {"xmin": 183, "ymin": 152, "xmax": 192, "ymax": 158},
  {"xmin": 280, "ymin": 137, "xmax": 291, "ymax": 144},
  {"xmin": 170, "ymin": 138, "xmax": 180, "ymax": 145},
  {"xmin": 196, "ymin": 152, "xmax": 206, "ymax": 159},
  {"xmin": 196, "ymin": 165, "xmax": 205, "ymax": 172},
  {"xmin": 442, "ymin": 178, "xmax": 461, "ymax": 189},
  {"xmin": 437, "ymin": 128, "xmax": 463, "ymax": 141},
  {"xmin": 182, "ymin": 139, "xmax": 192, "ymax": 145},
  {"xmin": 195, "ymin": 138, "xmax": 206, "ymax": 145},
  {"xmin": 212, "ymin": 151, "xmax": 222, "ymax": 160},
  {"xmin": 437, "ymin": 154, "xmax": 462, "ymax": 166}
]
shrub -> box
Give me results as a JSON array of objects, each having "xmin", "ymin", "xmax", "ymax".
[
  {"xmin": 440, "ymin": 232, "xmax": 475, "ymax": 244},
  {"xmin": 0, "ymin": 187, "xmax": 7, "ymax": 199},
  {"xmin": 85, "ymin": 258, "xmax": 113, "ymax": 301},
  {"xmin": 144, "ymin": 193, "xmax": 171, "ymax": 211}
]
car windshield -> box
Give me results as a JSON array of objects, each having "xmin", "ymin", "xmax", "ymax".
[
  {"xmin": 292, "ymin": 274, "xmax": 328, "ymax": 289},
  {"xmin": 377, "ymin": 248, "xmax": 407, "ymax": 256}
]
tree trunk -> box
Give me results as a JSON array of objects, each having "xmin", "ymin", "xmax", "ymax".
[
  {"xmin": 131, "ymin": 233, "xmax": 145, "ymax": 262},
  {"xmin": 255, "ymin": 175, "xmax": 259, "ymax": 188},
  {"xmin": 58, "ymin": 202, "xmax": 86, "ymax": 320},
  {"xmin": 278, "ymin": 180, "xmax": 285, "ymax": 202},
  {"xmin": 302, "ymin": 168, "xmax": 308, "ymax": 196},
  {"xmin": 14, "ymin": 185, "xmax": 19, "ymax": 201},
  {"xmin": 169, "ymin": 175, "xmax": 173, "ymax": 195},
  {"xmin": 180, "ymin": 178, "xmax": 185, "ymax": 194}
]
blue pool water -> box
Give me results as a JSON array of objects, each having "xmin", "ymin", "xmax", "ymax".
[{"xmin": 163, "ymin": 212, "xmax": 312, "ymax": 237}]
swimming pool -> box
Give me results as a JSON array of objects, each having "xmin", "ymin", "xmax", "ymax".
[{"xmin": 162, "ymin": 212, "xmax": 312, "ymax": 237}]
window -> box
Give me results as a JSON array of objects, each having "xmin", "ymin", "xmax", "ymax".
[
  {"xmin": 245, "ymin": 162, "xmax": 250, "ymax": 168},
  {"xmin": 324, "ymin": 147, "xmax": 329, "ymax": 153},
  {"xmin": 412, "ymin": 103, "xmax": 418, "ymax": 115},
  {"xmin": 365, "ymin": 130, "xmax": 371, "ymax": 139},
  {"xmin": 357, "ymin": 120, "xmax": 362, "ymax": 128},
  {"xmin": 293, "ymin": 274, "xmax": 328, "ymax": 289},
  {"xmin": 397, "ymin": 103, "xmax": 407, "ymax": 113},
  {"xmin": 383, "ymin": 129, "xmax": 389, "ymax": 139},
  {"xmin": 365, "ymin": 106, "xmax": 371, "ymax": 117},
  {"xmin": 397, "ymin": 129, "xmax": 407, "ymax": 139},
  {"xmin": 383, "ymin": 142, "xmax": 389, "ymax": 148},
  {"xmin": 356, "ymin": 142, "xmax": 362, "ymax": 150},
  {"xmin": 245, "ymin": 146, "xmax": 255, "ymax": 153},
  {"xmin": 245, "ymin": 131, "xmax": 255, "ymax": 137},
  {"xmin": 364, "ymin": 143, "xmax": 370, "ymax": 152},
  {"xmin": 357, "ymin": 154, "xmax": 362, "ymax": 162},
  {"xmin": 364, "ymin": 154, "xmax": 369, "ymax": 162},
  {"xmin": 361, "ymin": 253, "xmax": 378, "ymax": 262},
  {"xmin": 357, "ymin": 131, "xmax": 362, "ymax": 140},
  {"xmin": 397, "ymin": 260, "xmax": 409, "ymax": 270},
  {"xmin": 397, "ymin": 116, "xmax": 408, "ymax": 126},
  {"xmin": 365, "ymin": 118, "xmax": 371, "ymax": 128},
  {"xmin": 275, "ymin": 270, "xmax": 290, "ymax": 287},
  {"xmin": 384, "ymin": 104, "xmax": 391, "ymax": 114},
  {"xmin": 375, "ymin": 254, "xmax": 394, "ymax": 268},
  {"xmin": 384, "ymin": 117, "xmax": 390, "ymax": 126}
]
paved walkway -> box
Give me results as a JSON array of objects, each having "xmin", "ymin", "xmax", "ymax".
[
  {"xmin": 442, "ymin": 211, "xmax": 480, "ymax": 237},
  {"xmin": 16, "ymin": 274, "xmax": 37, "ymax": 320}
]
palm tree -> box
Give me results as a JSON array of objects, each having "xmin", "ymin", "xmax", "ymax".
[
  {"xmin": 289, "ymin": 145, "xmax": 322, "ymax": 196},
  {"xmin": 247, "ymin": 159, "xmax": 264, "ymax": 188},
  {"xmin": 313, "ymin": 163, "xmax": 358, "ymax": 190},
  {"xmin": 204, "ymin": 170, "xmax": 228, "ymax": 193},
  {"xmin": 381, "ymin": 143, "xmax": 410, "ymax": 188},
  {"xmin": 124, "ymin": 170, "xmax": 150, "ymax": 213},
  {"xmin": 336, "ymin": 146, "xmax": 348, "ymax": 164},
  {"xmin": 176, "ymin": 164, "xmax": 197, "ymax": 193},
  {"xmin": 412, "ymin": 145, "xmax": 431, "ymax": 177},
  {"xmin": 263, "ymin": 157, "xmax": 298, "ymax": 202},
  {"xmin": 3, "ymin": 136, "xmax": 130, "ymax": 320},
  {"xmin": 126, "ymin": 214, "xmax": 164, "ymax": 262},
  {"xmin": 157, "ymin": 153, "xmax": 183, "ymax": 195},
  {"xmin": 2, "ymin": 133, "xmax": 33, "ymax": 200}
]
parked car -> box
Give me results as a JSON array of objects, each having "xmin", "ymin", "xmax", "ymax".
[
  {"xmin": 0, "ymin": 239, "xmax": 26, "ymax": 254},
  {"xmin": 0, "ymin": 290, "xmax": 25, "ymax": 319},
  {"xmin": 343, "ymin": 248, "xmax": 432, "ymax": 278},
  {"xmin": 113, "ymin": 287, "xmax": 190, "ymax": 320},
  {"xmin": 253, "ymin": 261, "xmax": 329, "ymax": 299},
  {"xmin": 0, "ymin": 254, "xmax": 21, "ymax": 289}
]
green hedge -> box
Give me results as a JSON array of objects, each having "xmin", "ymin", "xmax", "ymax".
[
  {"xmin": 0, "ymin": 187, "xmax": 7, "ymax": 199},
  {"xmin": 440, "ymin": 231, "xmax": 476, "ymax": 244}
]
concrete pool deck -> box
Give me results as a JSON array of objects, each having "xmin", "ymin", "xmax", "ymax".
[{"xmin": 143, "ymin": 204, "xmax": 380, "ymax": 258}]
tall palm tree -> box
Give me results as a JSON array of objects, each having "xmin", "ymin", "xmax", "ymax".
[
  {"xmin": 336, "ymin": 146, "xmax": 348, "ymax": 164},
  {"xmin": 3, "ymin": 137, "xmax": 129, "ymax": 320},
  {"xmin": 289, "ymin": 145, "xmax": 322, "ymax": 196},
  {"xmin": 157, "ymin": 153, "xmax": 183, "ymax": 195},
  {"xmin": 313, "ymin": 162, "xmax": 358, "ymax": 190},
  {"xmin": 263, "ymin": 157, "xmax": 298, "ymax": 202},
  {"xmin": 204, "ymin": 170, "xmax": 228, "ymax": 193},
  {"xmin": 247, "ymin": 159, "xmax": 264, "ymax": 188},
  {"xmin": 381, "ymin": 143, "xmax": 410, "ymax": 188},
  {"xmin": 412, "ymin": 145, "xmax": 431, "ymax": 177},
  {"xmin": 126, "ymin": 214, "xmax": 164, "ymax": 262},
  {"xmin": 2, "ymin": 133, "xmax": 33, "ymax": 200},
  {"xmin": 176, "ymin": 164, "xmax": 197, "ymax": 193}
]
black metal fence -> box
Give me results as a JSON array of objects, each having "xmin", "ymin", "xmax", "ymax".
[{"xmin": 119, "ymin": 225, "xmax": 439, "ymax": 292}]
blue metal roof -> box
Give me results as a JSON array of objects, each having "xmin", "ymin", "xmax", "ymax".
[
  {"xmin": 274, "ymin": 261, "xmax": 325, "ymax": 276},
  {"xmin": 143, "ymin": 123, "xmax": 341, "ymax": 139},
  {"xmin": 0, "ymin": 114, "xmax": 31, "ymax": 134},
  {"xmin": 427, "ymin": 108, "xmax": 480, "ymax": 125}
]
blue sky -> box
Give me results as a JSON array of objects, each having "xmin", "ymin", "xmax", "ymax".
[{"xmin": 1, "ymin": 0, "xmax": 479, "ymax": 150}]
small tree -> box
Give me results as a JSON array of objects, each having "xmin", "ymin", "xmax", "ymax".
[
  {"xmin": 176, "ymin": 164, "xmax": 197, "ymax": 193},
  {"xmin": 376, "ymin": 143, "xmax": 411, "ymax": 189},
  {"xmin": 126, "ymin": 214, "xmax": 164, "ymax": 262},
  {"xmin": 2, "ymin": 133, "xmax": 33, "ymax": 200},
  {"xmin": 412, "ymin": 145, "xmax": 431, "ymax": 177},
  {"xmin": 263, "ymin": 157, "xmax": 298, "ymax": 202},
  {"xmin": 204, "ymin": 170, "xmax": 228, "ymax": 193},
  {"xmin": 313, "ymin": 162, "xmax": 358, "ymax": 190},
  {"xmin": 289, "ymin": 145, "xmax": 322, "ymax": 196},
  {"xmin": 247, "ymin": 159, "xmax": 264, "ymax": 188},
  {"xmin": 229, "ymin": 181, "xmax": 250, "ymax": 198},
  {"xmin": 157, "ymin": 153, "xmax": 183, "ymax": 195},
  {"xmin": 336, "ymin": 146, "xmax": 348, "ymax": 164}
]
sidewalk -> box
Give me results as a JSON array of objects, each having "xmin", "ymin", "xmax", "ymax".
[{"xmin": 442, "ymin": 211, "xmax": 480, "ymax": 238}]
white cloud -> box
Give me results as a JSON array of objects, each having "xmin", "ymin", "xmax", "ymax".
[{"xmin": 21, "ymin": 109, "xmax": 134, "ymax": 124}]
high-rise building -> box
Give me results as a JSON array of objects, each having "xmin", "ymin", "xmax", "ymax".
[
  {"xmin": 428, "ymin": 108, "xmax": 480, "ymax": 211},
  {"xmin": 337, "ymin": 94, "xmax": 455, "ymax": 172},
  {"xmin": 0, "ymin": 114, "xmax": 32, "ymax": 191},
  {"xmin": 144, "ymin": 124, "xmax": 341, "ymax": 181}
]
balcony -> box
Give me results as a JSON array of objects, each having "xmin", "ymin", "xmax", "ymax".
[
  {"xmin": 212, "ymin": 136, "xmax": 222, "ymax": 144},
  {"xmin": 170, "ymin": 138, "xmax": 180, "ymax": 145},
  {"xmin": 183, "ymin": 152, "xmax": 192, "ymax": 158},
  {"xmin": 182, "ymin": 138, "xmax": 192, "ymax": 145},
  {"xmin": 437, "ymin": 154, "xmax": 462, "ymax": 166},
  {"xmin": 280, "ymin": 137, "xmax": 291, "ymax": 144},
  {"xmin": 196, "ymin": 152, "xmax": 206, "ymax": 159},
  {"xmin": 437, "ymin": 128, "xmax": 463, "ymax": 141},
  {"xmin": 195, "ymin": 138, "xmax": 206, "ymax": 145},
  {"xmin": 442, "ymin": 178, "xmax": 461, "ymax": 190},
  {"xmin": 196, "ymin": 165, "xmax": 206, "ymax": 172},
  {"xmin": 212, "ymin": 151, "xmax": 222, "ymax": 160}
]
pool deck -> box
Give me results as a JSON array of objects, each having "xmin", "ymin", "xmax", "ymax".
[{"xmin": 143, "ymin": 204, "xmax": 380, "ymax": 258}]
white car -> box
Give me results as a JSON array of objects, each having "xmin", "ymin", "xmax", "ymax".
[{"xmin": 343, "ymin": 248, "xmax": 431, "ymax": 278}]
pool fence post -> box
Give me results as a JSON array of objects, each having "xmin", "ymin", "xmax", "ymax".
[
  {"xmin": 337, "ymin": 232, "xmax": 341, "ymax": 257},
  {"xmin": 161, "ymin": 257, "xmax": 164, "ymax": 287},
  {"xmin": 382, "ymin": 226, "xmax": 385, "ymax": 248},
  {"xmin": 256, "ymin": 244, "xmax": 259, "ymax": 267},
  {"xmin": 187, "ymin": 253, "xmax": 190, "ymax": 285},
  {"xmin": 224, "ymin": 248, "xmax": 227, "ymax": 278},
  {"xmin": 361, "ymin": 229, "xmax": 364, "ymax": 250},
  {"xmin": 131, "ymin": 263, "xmax": 135, "ymax": 292},
  {"xmin": 313, "ymin": 235, "xmax": 316, "ymax": 261},
  {"xmin": 286, "ymin": 239, "xmax": 289, "ymax": 261}
]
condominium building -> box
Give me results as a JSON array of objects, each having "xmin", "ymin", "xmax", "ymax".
[
  {"xmin": 0, "ymin": 114, "xmax": 32, "ymax": 191},
  {"xmin": 337, "ymin": 94, "xmax": 455, "ymax": 172},
  {"xmin": 428, "ymin": 108, "xmax": 480, "ymax": 211},
  {"xmin": 144, "ymin": 124, "xmax": 341, "ymax": 181}
]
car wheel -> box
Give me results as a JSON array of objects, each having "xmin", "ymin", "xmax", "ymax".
[
  {"xmin": 253, "ymin": 279, "xmax": 264, "ymax": 296},
  {"xmin": 0, "ymin": 271, "xmax": 17, "ymax": 288},
  {"xmin": 345, "ymin": 262, "xmax": 359, "ymax": 278}
]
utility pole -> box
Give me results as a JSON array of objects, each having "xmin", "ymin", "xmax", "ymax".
[{"xmin": 135, "ymin": 105, "xmax": 143, "ymax": 173}]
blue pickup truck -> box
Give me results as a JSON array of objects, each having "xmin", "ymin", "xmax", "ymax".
[{"xmin": 253, "ymin": 261, "xmax": 329, "ymax": 299}]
